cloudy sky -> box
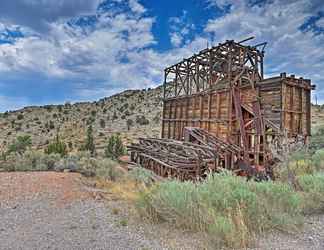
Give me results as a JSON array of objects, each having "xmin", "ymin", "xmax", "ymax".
[{"xmin": 0, "ymin": 0, "xmax": 323, "ymax": 111}]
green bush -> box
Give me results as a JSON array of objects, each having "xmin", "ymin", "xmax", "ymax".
[
  {"xmin": 311, "ymin": 149, "xmax": 324, "ymax": 171},
  {"xmin": 83, "ymin": 125, "xmax": 96, "ymax": 156},
  {"xmin": 100, "ymin": 119, "xmax": 105, "ymax": 128},
  {"xmin": 95, "ymin": 158, "xmax": 122, "ymax": 181},
  {"xmin": 3, "ymin": 151, "xmax": 61, "ymax": 172},
  {"xmin": 126, "ymin": 119, "xmax": 133, "ymax": 131},
  {"xmin": 136, "ymin": 172, "xmax": 302, "ymax": 248},
  {"xmin": 309, "ymin": 125, "xmax": 324, "ymax": 153},
  {"xmin": 128, "ymin": 167, "xmax": 154, "ymax": 186},
  {"xmin": 45, "ymin": 135, "xmax": 67, "ymax": 156},
  {"xmin": 8, "ymin": 135, "xmax": 32, "ymax": 155},
  {"xmin": 135, "ymin": 115, "xmax": 149, "ymax": 125},
  {"xmin": 104, "ymin": 134, "xmax": 126, "ymax": 160},
  {"xmin": 298, "ymin": 174, "xmax": 324, "ymax": 213}
]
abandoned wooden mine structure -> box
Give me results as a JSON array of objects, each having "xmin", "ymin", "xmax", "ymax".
[{"xmin": 129, "ymin": 38, "xmax": 315, "ymax": 181}]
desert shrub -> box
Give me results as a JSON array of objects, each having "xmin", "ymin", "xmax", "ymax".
[
  {"xmin": 83, "ymin": 125, "xmax": 96, "ymax": 156},
  {"xmin": 311, "ymin": 149, "xmax": 324, "ymax": 171},
  {"xmin": 126, "ymin": 119, "xmax": 133, "ymax": 131},
  {"xmin": 278, "ymin": 153, "xmax": 314, "ymax": 181},
  {"xmin": 49, "ymin": 120, "xmax": 55, "ymax": 130},
  {"xmin": 128, "ymin": 167, "xmax": 154, "ymax": 186},
  {"xmin": 104, "ymin": 134, "xmax": 126, "ymax": 160},
  {"xmin": 41, "ymin": 153, "xmax": 61, "ymax": 170},
  {"xmin": 130, "ymin": 104, "xmax": 135, "ymax": 111},
  {"xmin": 95, "ymin": 158, "xmax": 122, "ymax": 181},
  {"xmin": 136, "ymin": 172, "xmax": 302, "ymax": 248},
  {"xmin": 136, "ymin": 115, "xmax": 149, "ymax": 125},
  {"xmin": 100, "ymin": 119, "xmax": 105, "ymax": 128},
  {"xmin": 17, "ymin": 114, "xmax": 24, "ymax": 120},
  {"xmin": 8, "ymin": 135, "xmax": 32, "ymax": 155},
  {"xmin": 298, "ymin": 173, "xmax": 324, "ymax": 212},
  {"xmin": 45, "ymin": 135, "xmax": 67, "ymax": 157},
  {"xmin": 112, "ymin": 111, "xmax": 118, "ymax": 120},
  {"xmin": 153, "ymin": 113, "xmax": 161, "ymax": 124},
  {"xmin": 309, "ymin": 125, "xmax": 324, "ymax": 153},
  {"xmin": 3, "ymin": 151, "xmax": 61, "ymax": 172}
]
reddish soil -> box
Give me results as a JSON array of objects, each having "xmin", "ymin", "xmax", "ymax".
[{"xmin": 0, "ymin": 172, "xmax": 90, "ymax": 206}]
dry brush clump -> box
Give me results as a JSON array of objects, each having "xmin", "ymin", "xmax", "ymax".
[
  {"xmin": 135, "ymin": 171, "xmax": 324, "ymax": 248},
  {"xmin": 135, "ymin": 124, "xmax": 324, "ymax": 248}
]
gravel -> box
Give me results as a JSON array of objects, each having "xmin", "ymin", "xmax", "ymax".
[
  {"xmin": 250, "ymin": 215, "xmax": 324, "ymax": 250},
  {"xmin": 1, "ymin": 172, "xmax": 324, "ymax": 250},
  {"xmin": 0, "ymin": 197, "xmax": 163, "ymax": 250}
]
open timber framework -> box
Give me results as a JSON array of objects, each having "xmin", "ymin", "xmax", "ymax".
[{"xmin": 128, "ymin": 37, "xmax": 315, "ymax": 181}]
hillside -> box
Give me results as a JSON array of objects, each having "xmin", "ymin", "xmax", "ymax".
[
  {"xmin": 0, "ymin": 85, "xmax": 323, "ymax": 156},
  {"xmin": 312, "ymin": 104, "xmax": 324, "ymax": 133},
  {"xmin": 0, "ymin": 86, "xmax": 163, "ymax": 155}
]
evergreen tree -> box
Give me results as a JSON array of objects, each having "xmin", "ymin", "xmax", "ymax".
[
  {"xmin": 45, "ymin": 134, "xmax": 67, "ymax": 157},
  {"xmin": 105, "ymin": 134, "xmax": 126, "ymax": 160},
  {"xmin": 85, "ymin": 125, "xmax": 96, "ymax": 156}
]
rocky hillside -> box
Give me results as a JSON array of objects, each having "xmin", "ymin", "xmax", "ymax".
[
  {"xmin": 311, "ymin": 104, "xmax": 324, "ymax": 133},
  {"xmin": 0, "ymin": 86, "xmax": 163, "ymax": 155},
  {"xmin": 0, "ymin": 85, "xmax": 323, "ymax": 155}
]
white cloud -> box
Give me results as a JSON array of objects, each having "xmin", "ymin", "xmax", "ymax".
[
  {"xmin": 0, "ymin": 0, "xmax": 156, "ymax": 85},
  {"xmin": 128, "ymin": 0, "xmax": 146, "ymax": 14},
  {"xmin": 170, "ymin": 33, "xmax": 182, "ymax": 47},
  {"xmin": 168, "ymin": 10, "xmax": 195, "ymax": 47},
  {"xmin": 205, "ymin": 0, "xmax": 324, "ymax": 101},
  {"xmin": 316, "ymin": 17, "xmax": 324, "ymax": 28},
  {"xmin": 0, "ymin": 0, "xmax": 324, "ymax": 111}
]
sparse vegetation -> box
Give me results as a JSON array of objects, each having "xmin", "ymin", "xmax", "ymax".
[
  {"xmin": 136, "ymin": 115, "xmax": 149, "ymax": 125},
  {"xmin": 136, "ymin": 171, "xmax": 303, "ymax": 248},
  {"xmin": 100, "ymin": 119, "xmax": 106, "ymax": 128},
  {"xmin": 126, "ymin": 119, "xmax": 133, "ymax": 131},
  {"xmin": 104, "ymin": 134, "xmax": 126, "ymax": 160},
  {"xmin": 8, "ymin": 135, "xmax": 32, "ymax": 155},
  {"xmin": 2, "ymin": 151, "xmax": 61, "ymax": 172},
  {"xmin": 128, "ymin": 167, "xmax": 155, "ymax": 187},
  {"xmin": 83, "ymin": 125, "xmax": 96, "ymax": 156},
  {"xmin": 45, "ymin": 135, "xmax": 67, "ymax": 157},
  {"xmin": 95, "ymin": 158, "xmax": 122, "ymax": 181}
]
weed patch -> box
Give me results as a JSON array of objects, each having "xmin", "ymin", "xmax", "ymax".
[{"xmin": 136, "ymin": 172, "xmax": 303, "ymax": 248}]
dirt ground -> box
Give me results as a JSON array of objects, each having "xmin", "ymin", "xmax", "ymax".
[{"xmin": 0, "ymin": 172, "xmax": 324, "ymax": 250}]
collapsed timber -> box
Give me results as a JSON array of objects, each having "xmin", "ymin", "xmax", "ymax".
[
  {"xmin": 128, "ymin": 128, "xmax": 269, "ymax": 181},
  {"xmin": 128, "ymin": 38, "xmax": 315, "ymax": 181}
]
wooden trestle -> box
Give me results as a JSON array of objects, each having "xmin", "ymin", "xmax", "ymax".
[{"xmin": 128, "ymin": 38, "xmax": 314, "ymax": 181}]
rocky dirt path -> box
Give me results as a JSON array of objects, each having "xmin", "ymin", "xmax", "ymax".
[
  {"xmin": 0, "ymin": 172, "xmax": 162, "ymax": 250},
  {"xmin": 251, "ymin": 215, "xmax": 324, "ymax": 250},
  {"xmin": 0, "ymin": 172, "xmax": 204, "ymax": 250},
  {"xmin": 1, "ymin": 172, "xmax": 324, "ymax": 250}
]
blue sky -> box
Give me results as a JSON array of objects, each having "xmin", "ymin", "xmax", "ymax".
[{"xmin": 0, "ymin": 0, "xmax": 323, "ymax": 111}]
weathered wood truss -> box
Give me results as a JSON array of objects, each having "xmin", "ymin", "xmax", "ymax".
[{"xmin": 129, "ymin": 39, "xmax": 315, "ymax": 181}]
